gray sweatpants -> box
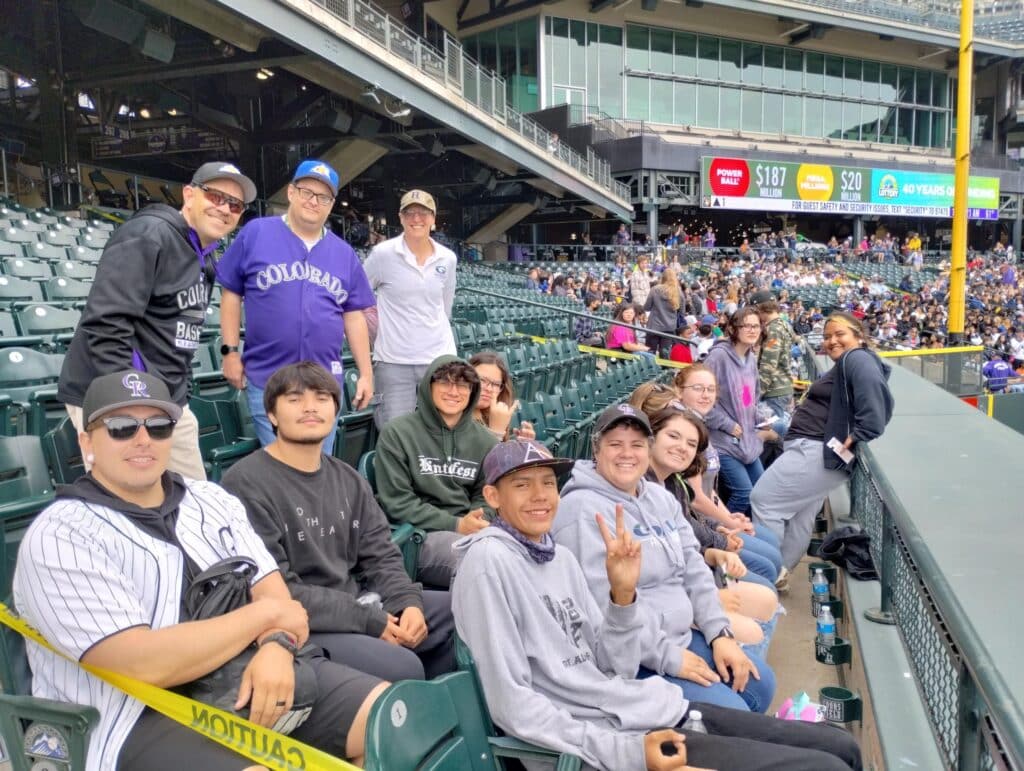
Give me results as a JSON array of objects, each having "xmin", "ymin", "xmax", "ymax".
[
  {"xmin": 750, "ymin": 437, "xmax": 848, "ymax": 570},
  {"xmin": 373, "ymin": 360, "xmax": 431, "ymax": 430}
]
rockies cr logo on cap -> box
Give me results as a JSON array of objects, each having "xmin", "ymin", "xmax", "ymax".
[{"xmin": 122, "ymin": 372, "xmax": 150, "ymax": 398}]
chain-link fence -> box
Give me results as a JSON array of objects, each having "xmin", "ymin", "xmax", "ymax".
[{"xmin": 880, "ymin": 348, "xmax": 986, "ymax": 397}]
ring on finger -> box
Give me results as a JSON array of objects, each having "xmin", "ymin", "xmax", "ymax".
[{"xmin": 275, "ymin": 700, "xmax": 287, "ymax": 707}]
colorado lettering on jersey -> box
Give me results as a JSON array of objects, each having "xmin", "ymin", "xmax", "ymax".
[
  {"xmin": 176, "ymin": 281, "xmax": 209, "ymax": 310},
  {"xmin": 255, "ymin": 261, "xmax": 350, "ymax": 306},
  {"xmin": 416, "ymin": 455, "xmax": 479, "ymax": 479}
]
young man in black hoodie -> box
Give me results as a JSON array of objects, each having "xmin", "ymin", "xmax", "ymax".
[
  {"xmin": 58, "ymin": 162, "xmax": 258, "ymax": 480},
  {"xmin": 13, "ymin": 369, "xmax": 387, "ymax": 771},
  {"xmin": 221, "ymin": 362, "xmax": 455, "ymax": 681}
]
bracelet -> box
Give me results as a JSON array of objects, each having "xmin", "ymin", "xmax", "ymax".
[{"xmin": 258, "ymin": 631, "xmax": 299, "ymax": 656}]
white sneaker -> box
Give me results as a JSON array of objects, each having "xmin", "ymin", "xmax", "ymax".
[{"xmin": 774, "ymin": 566, "xmax": 791, "ymax": 593}]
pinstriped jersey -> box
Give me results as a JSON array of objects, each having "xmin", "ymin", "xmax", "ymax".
[{"xmin": 13, "ymin": 479, "xmax": 280, "ymax": 771}]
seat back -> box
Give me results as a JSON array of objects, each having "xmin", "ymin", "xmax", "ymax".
[
  {"xmin": 0, "ymin": 436, "xmax": 55, "ymax": 599},
  {"xmin": 358, "ymin": 449, "xmax": 377, "ymax": 494},
  {"xmin": 16, "ymin": 304, "xmax": 81, "ymax": 338},
  {"xmin": 0, "ymin": 348, "xmax": 62, "ymax": 403},
  {"xmin": 1, "ymin": 258, "xmax": 49, "ymax": 281},
  {"xmin": 363, "ymin": 671, "xmax": 496, "ymax": 771},
  {"xmin": 0, "ymin": 275, "xmax": 43, "ymax": 304},
  {"xmin": 42, "ymin": 416, "xmax": 85, "ymax": 484}
]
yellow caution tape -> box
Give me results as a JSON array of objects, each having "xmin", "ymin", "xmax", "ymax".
[
  {"xmin": 0, "ymin": 602, "xmax": 358, "ymax": 771},
  {"xmin": 878, "ymin": 345, "xmax": 984, "ymax": 359}
]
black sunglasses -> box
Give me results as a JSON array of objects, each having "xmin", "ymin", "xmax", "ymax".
[
  {"xmin": 100, "ymin": 416, "xmax": 177, "ymax": 441},
  {"xmin": 193, "ymin": 184, "xmax": 245, "ymax": 214}
]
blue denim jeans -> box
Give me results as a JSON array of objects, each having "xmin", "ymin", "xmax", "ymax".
[
  {"xmin": 639, "ymin": 631, "xmax": 776, "ymax": 713},
  {"xmin": 717, "ymin": 454, "xmax": 764, "ymax": 515},
  {"xmin": 246, "ymin": 383, "xmax": 338, "ymax": 455}
]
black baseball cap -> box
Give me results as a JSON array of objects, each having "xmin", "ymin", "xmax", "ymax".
[
  {"xmin": 191, "ymin": 162, "xmax": 258, "ymax": 204},
  {"xmin": 82, "ymin": 370, "xmax": 182, "ymax": 425},
  {"xmin": 482, "ymin": 439, "xmax": 574, "ymax": 486},
  {"xmin": 750, "ymin": 289, "xmax": 775, "ymax": 304},
  {"xmin": 592, "ymin": 403, "xmax": 653, "ymax": 437}
]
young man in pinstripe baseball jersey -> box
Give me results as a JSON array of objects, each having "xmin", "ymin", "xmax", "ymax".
[{"xmin": 13, "ymin": 370, "xmax": 387, "ymax": 771}]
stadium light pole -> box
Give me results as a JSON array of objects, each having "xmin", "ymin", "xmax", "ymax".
[{"xmin": 947, "ymin": 0, "xmax": 974, "ymax": 346}]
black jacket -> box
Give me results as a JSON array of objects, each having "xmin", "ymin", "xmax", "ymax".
[
  {"xmin": 822, "ymin": 347, "xmax": 894, "ymax": 471},
  {"xmin": 58, "ymin": 205, "xmax": 213, "ymax": 407}
]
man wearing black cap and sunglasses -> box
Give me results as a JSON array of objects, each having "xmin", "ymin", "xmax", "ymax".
[
  {"xmin": 14, "ymin": 369, "xmax": 388, "ymax": 771},
  {"xmin": 58, "ymin": 161, "xmax": 258, "ymax": 479}
]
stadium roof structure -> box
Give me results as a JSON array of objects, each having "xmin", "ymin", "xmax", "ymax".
[{"xmin": 706, "ymin": 0, "xmax": 1024, "ymax": 55}]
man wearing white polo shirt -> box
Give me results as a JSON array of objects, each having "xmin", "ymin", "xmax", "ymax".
[{"xmin": 364, "ymin": 189, "xmax": 457, "ymax": 429}]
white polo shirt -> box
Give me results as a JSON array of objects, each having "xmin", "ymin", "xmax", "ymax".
[
  {"xmin": 13, "ymin": 480, "xmax": 280, "ymax": 771},
  {"xmin": 363, "ymin": 235, "xmax": 457, "ymax": 365}
]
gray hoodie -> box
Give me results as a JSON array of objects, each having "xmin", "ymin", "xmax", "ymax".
[
  {"xmin": 553, "ymin": 462, "xmax": 729, "ymax": 678},
  {"xmin": 703, "ymin": 338, "xmax": 763, "ymax": 463},
  {"xmin": 452, "ymin": 527, "xmax": 685, "ymax": 771}
]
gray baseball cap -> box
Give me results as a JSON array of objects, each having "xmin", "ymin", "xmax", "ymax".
[
  {"xmin": 82, "ymin": 370, "xmax": 182, "ymax": 425},
  {"xmin": 191, "ymin": 162, "xmax": 258, "ymax": 204}
]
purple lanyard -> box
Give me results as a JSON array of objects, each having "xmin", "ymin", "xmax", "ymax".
[{"xmin": 187, "ymin": 229, "xmax": 219, "ymax": 269}]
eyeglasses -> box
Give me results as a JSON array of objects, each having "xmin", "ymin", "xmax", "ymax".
[
  {"xmin": 737, "ymin": 323, "xmax": 762, "ymax": 331},
  {"xmin": 680, "ymin": 384, "xmax": 717, "ymax": 395},
  {"xmin": 478, "ymin": 375, "xmax": 503, "ymax": 391},
  {"xmin": 434, "ymin": 378, "xmax": 473, "ymax": 393},
  {"xmin": 99, "ymin": 415, "xmax": 177, "ymax": 441},
  {"xmin": 293, "ymin": 186, "xmax": 335, "ymax": 207},
  {"xmin": 401, "ymin": 207, "xmax": 434, "ymax": 220},
  {"xmin": 193, "ymin": 184, "xmax": 245, "ymax": 214}
]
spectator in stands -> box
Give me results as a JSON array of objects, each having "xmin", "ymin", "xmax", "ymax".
[
  {"xmin": 468, "ymin": 351, "xmax": 535, "ymax": 441},
  {"xmin": 375, "ymin": 355, "xmax": 498, "ymax": 586},
  {"xmin": 629, "ymin": 256, "xmax": 652, "ymax": 306},
  {"xmin": 554, "ymin": 405, "xmax": 775, "ymax": 713},
  {"xmin": 695, "ymin": 315, "xmax": 718, "ymax": 360},
  {"xmin": 221, "ymin": 362, "xmax": 454, "ymax": 681},
  {"xmin": 605, "ymin": 304, "xmax": 653, "ymax": 356},
  {"xmin": 655, "ymin": 371, "xmax": 784, "ymax": 588},
  {"xmin": 753, "ymin": 290, "xmax": 797, "ymax": 439},
  {"xmin": 752, "ymin": 312, "xmax": 893, "ymax": 570},
  {"xmin": 454, "ymin": 439, "xmax": 860, "ymax": 771},
  {"xmin": 668, "ymin": 315, "xmax": 698, "ymax": 364},
  {"xmin": 58, "ymin": 161, "xmax": 257, "ymax": 479},
  {"xmin": 526, "ymin": 267, "xmax": 541, "ymax": 291},
  {"xmin": 703, "ymin": 307, "xmax": 766, "ymax": 517},
  {"xmin": 575, "ymin": 294, "xmax": 606, "ymax": 346},
  {"xmin": 15, "ymin": 369, "xmax": 387, "ymax": 771},
  {"xmin": 613, "ymin": 223, "xmax": 631, "ymax": 246},
  {"xmin": 643, "ymin": 267, "xmax": 682, "ymax": 358},
  {"xmin": 216, "ymin": 160, "xmax": 375, "ymax": 454},
  {"xmin": 983, "ymin": 352, "xmax": 1014, "ymax": 393},
  {"xmin": 364, "ymin": 190, "xmax": 457, "ymax": 429},
  {"xmin": 643, "ymin": 403, "xmax": 779, "ymax": 651}
]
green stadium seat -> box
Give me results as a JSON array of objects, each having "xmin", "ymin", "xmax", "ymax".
[
  {"xmin": 0, "ymin": 275, "xmax": 44, "ymax": 305},
  {"xmin": 68, "ymin": 245, "xmax": 102, "ymax": 263},
  {"xmin": 189, "ymin": 393, "xmax": 260, "ymax": 482},
  {"xmin": 42, "ymin": 230, "xmax": 77, "ymax": 248},
  {"xmin": 41, "ymin": 277, "xmax": 92, "ymax": 304},
  {"xmin": 1, "ymin": 228, "xmax": 38, "ymax": 245},
  {"xmin": 0, "ymin": 242, "xmax": 21, "ymax": 259},
  {"xmin": 50, "ymin": 261, "xmax": 96, "ymax": 281},
  {"xmin": 1, "ymin": 258, "xmax": 50, "ymax": 281},
  {"xmin": 0, "ymin": 435, "xmax": 55, "ymax": 522},
  {"xmin": 77, "ymin": 232, "xmax": 108, "ymax": 250},
  {"xmin": 334, "ymin": 368, "xmax": 377, "ymax": 470},
  {"xmin": 0, "ymin": 310, "xmax": 44, "ymax": 353},
  {"xmin": 41, "ymin": 415, "xmax": 85, "ymax": 484},
  {"xmin": 0, "ymin": 347, "xmax": 63, "ymax": 435},
  {"xmin": 15, "ymin": 304, "xmax": 80, "ymax": 347},
  {"xmin": 25, "ymin": 241, "xmax": 69, "ymax": 262}
]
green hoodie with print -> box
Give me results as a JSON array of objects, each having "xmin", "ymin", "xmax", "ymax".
[{"xmin": 375, "ymin": 355, "xmax": 499, "ymax": 532}]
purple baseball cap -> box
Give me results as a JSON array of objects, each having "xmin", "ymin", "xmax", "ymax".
[{"xmin": 482, "ymin": 439, "xmax": 575, "ymax": 486}]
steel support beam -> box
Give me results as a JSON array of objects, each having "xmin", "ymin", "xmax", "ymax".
[
  {"xmin": 201, "ymin": 0, "xmax": 632, "ymax": 219},
  {"xmin": 67, "ymin": 53, "xmax": 309, "ymax": 89}
]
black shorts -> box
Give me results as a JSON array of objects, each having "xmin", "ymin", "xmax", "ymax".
[{"xmin": 117, "ymin": 654, "xmax": 381, "ymax": 770}]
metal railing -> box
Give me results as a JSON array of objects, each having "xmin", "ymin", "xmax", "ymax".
[
  {"xmin": 305, "ymin": 0, "xmax": 630, "ymax": 203},
  {"xmin": 878, "ymin": 347, "xmax": 987, "ymax": 396},
  {"xmin": 795, "ymin": 0, "xmax": 1024, "ymax": 42}
]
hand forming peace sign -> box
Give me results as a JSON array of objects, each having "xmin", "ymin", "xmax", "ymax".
[{"xmin": 596, "ymin": 503, "xmax": 642, "ymax": 607}]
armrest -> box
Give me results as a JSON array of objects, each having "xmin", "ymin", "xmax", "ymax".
[
  {"xmin": 0, "ymin": 693, "xmax": 99, "ymax": 771},
  {"xmin": 389, "ymin": 522, "xmax": 415, "ymax": 547},
  {"xmin": 489, "ymin": 736, "xmax": 582, "ymax": 770},
  {"xmin": 207, "ymin": 438, "xmax": 260, "ymax": 462}
]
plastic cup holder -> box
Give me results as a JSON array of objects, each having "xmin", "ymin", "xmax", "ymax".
[
  {"xmin": 811, "ymin": 594, "xmax": 844, "ymax": 620},
  {"xmin": 819, "ymin": 686, "xmax": 863, "ymax": 723},
  {"xmin": 807, "ymin": 537, "xmax": 824, "ymax": 557},
  {"xmin": 814, "ymin": 517, "xmax": 829, "ymax": 534},
  {"xmin": 815, "ymin": 638, "xmax": 852, "ymax": 666},
  {"xmin": 807, "ymin": 562, "xmax": 837, "ymax": 584}
]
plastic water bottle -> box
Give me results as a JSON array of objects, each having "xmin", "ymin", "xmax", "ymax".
[
  {"xmin": 811, "ymin": 568, "xmax": 829, "ymax": 612},
  {"xmin": 817, "ymin": 604, "xmax": 836, "ymax": 647},
  {"xmin": 682, "ymin": 709, "xmax": 708, "ymax": 734}
]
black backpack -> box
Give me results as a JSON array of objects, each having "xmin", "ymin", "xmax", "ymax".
[{"xmin": 819, "ymin": 526, "xmax": 878, "ymax": 581}]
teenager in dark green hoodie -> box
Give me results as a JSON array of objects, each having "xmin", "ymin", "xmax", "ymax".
[{"xmin": 375, "ymin": 355, "xmax": 499, "ymax": 586}]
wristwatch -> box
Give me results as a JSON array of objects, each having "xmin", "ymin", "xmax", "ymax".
[
  {"xmin": 709, "ymin": 627, "xmax": 736, "ymax": 645},
  {"xmin": 259, "ymin": 631, "xmax": 299, "ymax": 656},
  {"xmin": 220, "ymin": 344, "xmax": 240, "ymax": 356}
]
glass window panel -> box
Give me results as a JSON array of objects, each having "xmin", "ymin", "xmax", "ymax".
[
  {"xmin": 784, "ymin": 50, "xmax": 803, "ymax": 90},
  {"xmin": 933, "ymin": 74, "xmax": 948, "ymax": 107},
  {"xmin": 843, "ymin": 59, "xmax": 861, "ymax": 98},
  {"xmin": 840, "ymin": 102, "xmax": 859, "ymax": 141},
  {"xmin": 675, "ymin": 81, "xmax": 696, "ymax": 124},
  {"xmin": 675, "ymin": 32, "xmax": 697, "ymax": 76},
  {"xmin": 784, "ymin": 94, "xmax": 803, "ymax": 134},
  {"xmin": 763, "ymin": 46, "xmax": 784, "ymax": 88},
  {"xmin": 742, "ymin": 43, "xmax": 762, "ymax": 85},
  {"xmin": 825, "ymin": 55, "xmax": 843, "ymax": 94},
  {"xmin": 898, "ymin": 67, "xmax": 915, "ymax": 103},
  {"xmin": 552, "ymin": 17, "xmax": 568, "ymax": 36},
  {"xmin": 823, "ymin": 99, "xmax": 844, "ymax": 139},
  {"xmin": 514, "ymin": 19, "xmax": 539, "ymax": 111},
  {"xmin": 880, "ymin": 64, "xmax": 897, "ymax": 103},
  {"xmin": 626, "ymin": 75, "xmax": 649, "ymax": 120},
  {"xmin": 879, "ymin": 105, "xmax": 897, "ymax": 143},
  {"xmin": 478, "ymin": 30, "xmax": 497, "ymax": 71},
  {"xmin": 586, "ymin": 24, "xmax": 600, "ymax": 110},
  {"xmin": 569, "ymin": 20, "xmax": 587, "ymax": 87},
  {"xmin": 916, "ymin": 71, "xmax": 932, "ymax": 106},
  {"xmin": 861, "ymin": 61, "xmax": 879, "ymax": 101},
  {"xmin": 720, "ymin": 40, "xmax": 741, "ymax": 82},
  {"xmin": 651, "ymin": 79, "xmax": 673, "ymax": 123},
  {"xmin": 804, "ymin": 96, "xmax": 823, "ymax": 137},
  {"xmin": 599, "ymin": 25, "xmax": 623, "ymax": 118},
  {"xmin": 915, "ymin": 110, "xmax": 931, "ymax": 147},
  {"xmin": 698, "ymin": 37, "xmax": 719, "ymax": 79},
  {"xmin": 651, "ymin": 28, "xmax": 673, "ymax": 74},
  {"xmin": 805, "ymin": 52, "xmax": 824, "ymax": 93},
  {"xmin": 626, "ymin": 25, "xmax": 649, "ymax": 71},
  {"xmin": 896, "ymin": 107, "xmax": 914, "ymax": 144},
  {"xmin": 763, "ymin": 92, "xmax": 783, "ymax": 133},
  {"xmin": 741, "ymin": 90, "xmax": 762, "ymax": 132},
  {"xmin": 931, "ymin": 112, "xmax": 947, "ymax": 147},
  {"xmin": 697, "ymin": 83, "xmax": 719, "ymax": 127},
  {"xmin": 720, "ymin": 86, "xmax": 740, "ymax": 129},
  {"xmin": 860, "ymin": 103, "xmax": 882, "ymax": 142}
]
